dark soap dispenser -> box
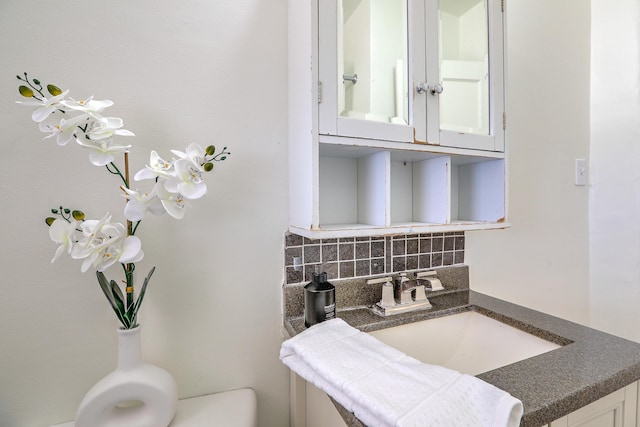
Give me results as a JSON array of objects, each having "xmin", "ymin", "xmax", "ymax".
[{"xmin": 304, "ymin": 271, "xmax": 336, "ymax": 327}]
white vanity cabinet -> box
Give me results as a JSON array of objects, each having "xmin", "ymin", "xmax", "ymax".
[
  {"xmin": 293, "ymin": 375, "xmax": 640, "ymax": 427},
  {"xmin": 289, "ymin": 0, "xmax": 508, "ymax": 238},
  {"xmin": 547, "ymin": 382, "xmax": 638, "ymax": 427}
]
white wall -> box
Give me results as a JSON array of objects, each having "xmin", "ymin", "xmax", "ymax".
[
  {"xmin": 465, "ymin": 0, "xmax": 592, "ymax": 325},
  {"xmin": 589, "ymin": 0, "xmax": 640, "ymax": 341},
  {"xmin": 0, "ymin": 1, "xmax": 289, "ymax": 426}
]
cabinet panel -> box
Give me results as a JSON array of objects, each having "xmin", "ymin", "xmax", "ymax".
[
  {"xmin": 412, "ymin": 156, "xmax": 450, "ymax": 224},
  {"xmin": 358, "ymin": 151, "xmax": 389, "ymax": 226},
  {"xmin": 305, "ymin": 381, "xmax": 348, "ymax": 427},
  {"xmin": 452, "ymin": 158, "xmax": 505, "ymax": 223},
  {"xmin": 548, "ymin": 382, "xmax": 638, "ymax": 427},
  {"xmin": 319, "ymin": 150, "xmax": 389, "ymax": 229},
  {"xmin": 389, "ymin": 156, "xmax": 450, "ymax": 226},
  {"xmin": 390, "ymin": 160, "xmax": 414, "ymax": 224},
  {"xmin": 319, "ymin": 157, "xmax": 359, "ymax": 226}
]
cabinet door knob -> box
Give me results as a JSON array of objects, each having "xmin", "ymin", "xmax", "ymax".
[
  {"xmin": 416, "ymin": 82, "xmax": 443, "ymax": 95},
  {"xmin": 343, "ymin": 74, "xmax": 358, "ymax": 84},
  {"xmin": 430, "ymin": 84, "xmax": 443, "ymax": 95}
]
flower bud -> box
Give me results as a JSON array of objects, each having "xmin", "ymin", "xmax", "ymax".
[
  {"xmin": 205, "ymin": 145, "xmax": 216, "ymax": 156},
  {"xmin": 72, "ymin": 210, "xmax": 85, "ymax": 221},
  {"xmin": 47, "ymin": 84, "xmax": 62, "ymax": 96},
  {"xmin": 204, "ymin": 162, "xmax": 213, "ymax": 172},
  {"xmin": 19, "ymin": 86, "xmax": 34, "ymax": 98},
  {"xmin": 45, "ymin": 217, "xmax": 56, "ymax": 226}
]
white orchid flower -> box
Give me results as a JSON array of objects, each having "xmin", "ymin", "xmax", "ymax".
[
  {"xmin": 61, "ymin": 96, "xmax": 114, "ymax": 119},
  {"xmin": 86, "ymin": 116, "xmax": 135, "ymax": 141},
  {"xmin": 75, "ymin": 135, "xmax": 132, "ymax": 166},
  {"xmin": 154, "ymin": 181, "xmax": 188, "ymax": 219},
  {"xmin": 93, "ymin": 235, "xmax": 144, "ymax": 272},
  {"xmin": 16, "ymin": 89, "xmax": 70, "ymax": 122},
  {"xmin": 170, "ymin": 143, "xmax": 206, "ymax": 168},
  {"xmin": 39, "ymin": 113, "xmax": 89, "ymax": 146},
  {"xmin": 123, "ymin": 187, "xmax": 166, "ymax": 222},
  {"xmin": 163, "ymin": 158, "xmax": 207, "ymax": 200},
  {"xmin": 134, "ymin": 150, "xmax": 175, "ymax": 181},
  {"xmin": 71, "ymin": 214, "xmax": 122, "ymax": 256},
  {"xmin": 49, "ymin": 219, "xmax": 79, "ymax": 263},
  {"xmin": 71, "ymin": 213, "xmax": 144, "ymax": 272}
]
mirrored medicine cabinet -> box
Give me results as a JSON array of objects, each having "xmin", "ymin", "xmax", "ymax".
[
  {"xmin": 319, "ymin": 0, "xmax": 504, "ymax": 152},
  {"xmin": 288, "ymin": 0, "xmax": 507, "ymax": 238}
]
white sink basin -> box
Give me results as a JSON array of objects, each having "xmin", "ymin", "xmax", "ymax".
[{"xmin": 369, "ymin": 310, "xmax": 562, "ymax": 375}]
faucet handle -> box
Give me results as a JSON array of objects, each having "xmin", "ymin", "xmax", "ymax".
[
  {"xmin": 367, "ymin": 276, "xmax": 393, "ymax": 285},
  {"xmin": 416, "ymin": 271, "xmax": 444, "ymax": 291},
  {"xmin": 367, "ymin": 277, "xmax": 396, "ymax": 308},
  {"xmin": 413, "ymin": 285, "xmax": 428, "ymax": 302}
]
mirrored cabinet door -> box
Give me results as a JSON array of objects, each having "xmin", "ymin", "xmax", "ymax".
[
  {"xmin": 420, "ymin": 0, "xmax": 505, "ymax": 151},
  {"xmin": 339, "ymin": 0, "xmax": 408, "ymax": 125},
  {"xmin": 439, "ymin": 0, "xmax": 490, "ymax": 135},
  {"xmin": 319, "ymin": 0, "xmax": 415, "ymax": 143}
]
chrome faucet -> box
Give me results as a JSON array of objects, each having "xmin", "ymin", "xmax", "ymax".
[
  {"xmin": 369, "ymin": 272, "xmax": 433, "ymax": 317},
  {"xmin": 394, "ymin": 272, "xmax": 429, "ymax": 304}
]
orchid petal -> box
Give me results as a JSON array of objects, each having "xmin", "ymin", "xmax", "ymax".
[
  {"xmin": 163, "ymin": 158, "xmax": 208, "ymax": 200},
  {"xmin": 49, "ymin": 219, "xmax": 78, "ymax": 262},
  {"xmin": 134, "ymin": 151, "xmax": 175, "ymax": 181},
  {"xmin": 32, "ymin": 106, "xmax": 56, "ymax": 122},
  {"xmin": 119, "ymin": 236, "xmax": 143, "ymax": 263},
  {"xmin": 88, "ymin": 150, "xmax": 116, "ymax": 166}
]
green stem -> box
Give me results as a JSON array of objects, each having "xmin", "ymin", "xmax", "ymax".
[
  {"xmin": 122, "ymin": 262, "xmax": 135, "ymax": 310},
  {"xmin": 121, "ymin": 152, "xmax": 135, "ymax": 310},
  {"xmin": 211, "ymin": 146, "xmax": 231, "ymax": 162},
  {"xmin": 105, "ymin": 162, "xmax": 128, "ymax": 187},
  {"xmin": 18, "ymin": 72, "xmax": 45, "ymax": 98},
  {"xmin": 131, "ymin": 220, "xmax": 142, "ymax": 235}
]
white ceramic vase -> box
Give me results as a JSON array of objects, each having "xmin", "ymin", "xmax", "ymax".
[{"xmin": 75, "ymin": 325, "xmax": 178, "ymax": 427}]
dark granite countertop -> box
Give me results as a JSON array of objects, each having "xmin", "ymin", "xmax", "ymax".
[{"xmin": 284, "ymin": 287, "xmax": 640, "ymax": 426}]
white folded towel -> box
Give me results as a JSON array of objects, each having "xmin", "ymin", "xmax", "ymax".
[{"xmin": 280, "ymin": 318, "xmax": 523, "ymax": 427}]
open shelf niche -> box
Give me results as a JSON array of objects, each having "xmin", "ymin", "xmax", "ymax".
[{"xmin": 312, "ymin": 142, "xmax": 506, "ymax": 237}]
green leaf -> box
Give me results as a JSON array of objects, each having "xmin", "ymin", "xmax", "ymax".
[
  {"xmin": 96, "ymin": 272, "xmax": 128, "ymax": 328},
  {"xmin": 110, "ymin": 280, "xmax": 125, "ymax": 311},
  {"xmin": 129, "ymin": 267, "xmax": 155, "ymax": 327},
  {"xmin": 111, "ymin": 280, "xmax": 132, "ymax": 329},
  {"xmin": 18, "ymin": 85, "xmax": 34, "ymax": 98}
]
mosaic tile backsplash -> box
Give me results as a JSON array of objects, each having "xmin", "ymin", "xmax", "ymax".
[{"xmin": 284, "ymin": 232, "xmax": 465, "ymax": 285}]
